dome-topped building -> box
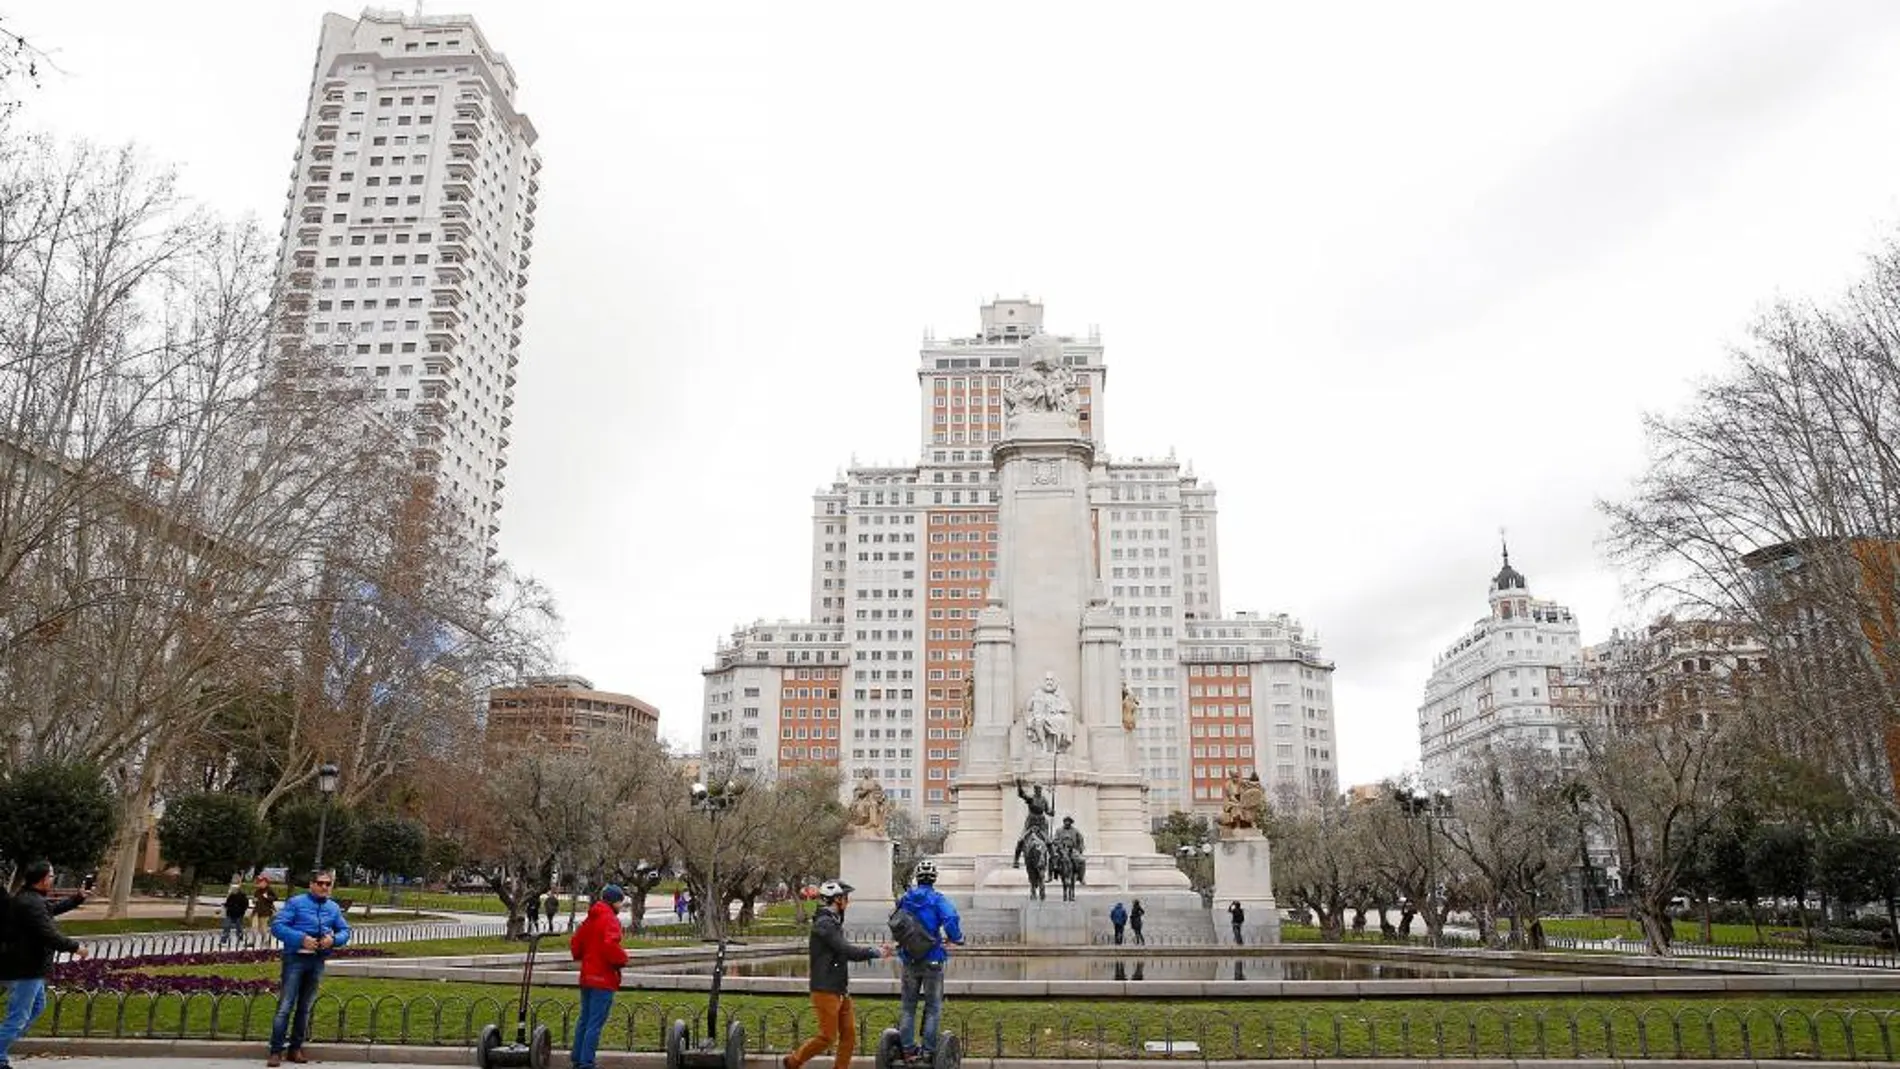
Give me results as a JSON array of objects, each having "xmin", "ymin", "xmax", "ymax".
[{"xmin": 1419, "ymin": 542, "xmax": 1583, "ymax": 785}]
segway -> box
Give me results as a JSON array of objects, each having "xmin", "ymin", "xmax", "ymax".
[
  {"xmin": 875, "ymin": 1026, "xmax": 962, "ymax": 1069},
  {"xmin": 665, "ymin": 936, "xmax": 745, "ymax": 1069},
  {"xmin": 477, "ymin": 932, "xmax": 553, "ymax": 1069}
]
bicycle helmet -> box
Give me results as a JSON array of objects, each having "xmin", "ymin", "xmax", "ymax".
[
  {"xmin": 817, "ymin": 879, "xmax": 854, "ymax": 902},
  {"xmin": 912, "ymin": 859, "xmax": 938, "ymax": 884}
]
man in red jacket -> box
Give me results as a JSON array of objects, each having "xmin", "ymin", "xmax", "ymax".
[{"xmin": 568, "ymin": 884, "xmax": 627, "ymax": 1069}]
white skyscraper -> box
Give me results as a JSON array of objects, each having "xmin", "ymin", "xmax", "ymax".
[
  {"xmin": 703, "ymin": 300, "xmax": 1338, "ymax": 827},
  {"xmin": 272, "ymin": 10, "xmax": 540, "ymax": 566}
]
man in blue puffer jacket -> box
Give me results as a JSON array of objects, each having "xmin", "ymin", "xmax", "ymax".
[
  {"xmin": 894, "ymin": 859, "xmax": 964, "ymax": 1061},
  {"xmin": 266, "ymin": 869, "xmax": 352, "ymax": 1066}
]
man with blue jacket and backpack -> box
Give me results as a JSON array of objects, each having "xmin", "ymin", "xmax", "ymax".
[
  {"xmin": 892, "ymin": 859, "xmax": 964, "ymax": 1062},
  {"xmin": 266, "ymin": 869, "xmax": 352, "ymax": 1066}
]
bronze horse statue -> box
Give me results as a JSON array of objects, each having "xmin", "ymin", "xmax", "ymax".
[{"xmin": 1021, "ymin": 828, "xmax": 1050, "ymax": 901}]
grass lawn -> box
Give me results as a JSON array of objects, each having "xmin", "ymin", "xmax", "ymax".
[
  {"xmin": 37, "ymin": 934, "xmax": 1900, "ymax": 1060},
  {"xmin": 1517, "ymin": 917, "xmax": 1876, "ymax": 949}
]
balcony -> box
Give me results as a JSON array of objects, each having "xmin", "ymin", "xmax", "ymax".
[
  {"xmin": 512, "ymin": 290, "xmax": 526, "ymax": 307},
  {"xmin": 443, "ymin": 178, "xmax": 473, "ymax": 201},
  {"xmin": 315, "ymin": 120, "xmax": 339, "ymax": 141},
  {"xmin": 451, "ymin": 117, "xmax": 482, "ymax": 141},
  {"xmin": 449, "ymin": 134, "xmax": 477, "ymax": 155},
  {"xmin": 431, "ymin": 282, "xmax": 461, "ymax": 304},
  {"xmin": 436, "ymin": 262, "xmax": 467, "ymax": 284},
  {"xmin": 492, "ymin": 475, "xmax": 506, "ymax": 493},
  {"xmin": 318, "ymin": 103, "xmax": 341, "ymax": 121},
  {"xmin": 415, "ymin": 396, "xmax": 449, "ymax": 420},
  {"xmin": 509, "ymin": 309, "xmax": 523, "ymax": 329},
  {"xmin": 441, "ymin": 219, "xmax": 471, "ymax": 241},
  {"xmin": 426, "ymin": 321, "xmax": 461, "ymax": 347},
  {"xmin": 306, "ymin": 164, "xmax": 332, "ymax": 182},
  {"xmin": 455, "ymin": 97, "xmax": 486, "ymax": 120},
  {"xmin": 311, "ymin": 145, "xmax": 333, "ymax": 162},
  {"xmin": 446, "ymin": 158, "xmax": 474, "ymax": 180},
  {"xmin": 499, "ymin": 410, "xmax": 512, "ymax": 428},
  {"xmin": 438, "ymin": 238, "xmax": 468, "ymax": 262},
  {"xmin": 297, "ymin": 220, "xmax": 322, "ymax": 240},
  {"xmin": 431, "ymin": 302, "xmax": 463, "ymax": 326},
  {"xmin": 440, "ymin": 200, "xmax": 469, "ymax": 220},
  {"xmin": 301, "ymin": 206, "xmax": 324, "ymax": 224},
  {"xmin": 413, "ymin": 439, "xmax": 442, "ymax": 464},
  {"xmin": 518, "ymin": 231, "xmax": 534, "ymax": 251},
  {"xmin": 303, "ymin": 186, "xmax": 330, "ymax": 203}
]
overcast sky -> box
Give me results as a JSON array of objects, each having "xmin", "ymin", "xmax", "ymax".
[{"xmin": 19, "ymin": 0, "xmax": 1900, "ymax": 786}]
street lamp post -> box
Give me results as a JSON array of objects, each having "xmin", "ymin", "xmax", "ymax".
[
  {"xmin": 312, "ymin": 762, "xmax": 341, "ymax": 877},
  {"xmin": 689, "ymin": 779, "xmax": 740, "ymax": 939},
  {"xmin": 1176, "ymin": 840, "xmax": 1213, "ymax": 906},
  {"xmin": 1393, "ymin": 786, "xmax": 1452, "ymax": 946}
]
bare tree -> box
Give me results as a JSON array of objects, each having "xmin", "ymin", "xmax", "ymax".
[
  {"xmin": 1355, "ymin": 785, "xmax": 1462, "ymax": 944},
  {"xmin": 1268, "ymin": 793, "xmax": 1365, "ymax": 941},
  {"xmin": 1602, "ymin": 234, "xmax": 1900, "ymax": 817},
  {"xmin": 1440, "ymin": 744, "xmax": 1572, "ymax": 948}
]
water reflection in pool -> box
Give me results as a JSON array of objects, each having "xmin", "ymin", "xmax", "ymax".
[{"xmin": 625, "ymin": 954, "xmax": 1546, "ymax": 982}]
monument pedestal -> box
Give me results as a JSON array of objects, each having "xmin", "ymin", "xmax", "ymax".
[
  {"xmin": 1213, "ymin": 829, "xmax": 1281, "ymax": 944},
  {"xmin": 838, "ymin": 834, "xmax": 894, "ymax": 918}
]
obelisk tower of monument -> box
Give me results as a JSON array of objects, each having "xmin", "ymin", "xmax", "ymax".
[{"xmin": 933, "ymin": 333, "xmax": 1203, "ymax": 941}]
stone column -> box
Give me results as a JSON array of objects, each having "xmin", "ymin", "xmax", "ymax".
[{"xmin": 838, "ymin": 834, "xmax": 895, "ymax": 920}]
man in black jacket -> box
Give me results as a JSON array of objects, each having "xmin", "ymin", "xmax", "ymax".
[
  {"xmin": 0, "ymin": 861, "xmax": 90, "ymax": 1068},
  {"xmin": 783, "ymin": 879, "xmax": 889, "ymax": 1069}
]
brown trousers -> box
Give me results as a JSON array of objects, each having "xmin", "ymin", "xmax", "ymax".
[{"xmin": 787, "ymin": 991, "xmax": 856, "ymax": 1069}]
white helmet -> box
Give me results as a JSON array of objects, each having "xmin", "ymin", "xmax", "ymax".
[
  {"xmin": 912, "ymin": 859, "xmax": 938, "ymax": 884},
  {"xmin": 818, "ymin": 879, "xmax": 854, "ymax": 902}
]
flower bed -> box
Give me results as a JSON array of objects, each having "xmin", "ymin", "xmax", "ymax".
[{"xmin": 48, "ymin": 948, "xmax": 394, "ymax": 994}]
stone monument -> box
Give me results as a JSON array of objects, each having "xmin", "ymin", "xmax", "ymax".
[
  {"xmin": 931, "ymin": 332, "xmax": 1209, "ymax": 943},
  {"xmin": 1213, "ymin": 770, "xmax": 1281, "ymax": 942},
  {"xmin": 837, "ymin": 770, "xmax": 896, "ymax": 919}
]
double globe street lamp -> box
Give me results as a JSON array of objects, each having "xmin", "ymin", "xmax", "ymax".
[{"xmin": 1392, "ymin": 785, "xmax": 1452, "ymax": 946}]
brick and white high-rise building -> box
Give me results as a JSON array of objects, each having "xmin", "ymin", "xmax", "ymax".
[
  {"xmin": 272, "ymin": 9, "xmax": 540, "ymax": 567},
  {"xmin": 703, "ymin": 300, "xmax": 1337, "ymax": 828}
]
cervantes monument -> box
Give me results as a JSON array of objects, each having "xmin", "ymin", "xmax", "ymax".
[{"xmin": 932, "ymin": 333, "xmax": 1211, "ymax": 942}]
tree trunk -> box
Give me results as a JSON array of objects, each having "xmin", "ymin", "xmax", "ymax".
[
  {"xmin": 104, "ymin": 772, "xmax": 160, "ymax": 920},
  {"xmin": 1748, "ymin": 898, "xmax": 1765, "ymax": 945},
  {"xmin": 182, "ymin": 866, "xmax": 198, "ymax": 921},
  {"xmin": 1635, "ymin": 895, "xmax": 1673, "ymax": 956},
  {"xmin": 1699, "ymin": 894, "xmax": 1714, "ymax": 945}
]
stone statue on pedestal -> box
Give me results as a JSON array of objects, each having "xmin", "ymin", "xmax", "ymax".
[
  {"xmin": 960, "ymin": 677, "xmax": 975, "ymax": 733},
  {"xmin": 1011, "ymin": 778, "xmax": 1055, "ymax": 868},
  {"xmin": 1022, "ymin": 671, "xmax": 1075, "ymax": 756},
  {"xmin": 1217, "ymin": 770, "xmax": 1269, "ymax": 834},
  {"xmin": 1121, "ymin": 683, "xmax": 1139, "ymax": 732},
  {"xmin": 845, "ymin": 770, "xmax": 892, "ymax": 838}
]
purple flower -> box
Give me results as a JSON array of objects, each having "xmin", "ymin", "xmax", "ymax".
[{"xmin": 48, "ymin": 948, "xmax": 393, "ymax": 994}]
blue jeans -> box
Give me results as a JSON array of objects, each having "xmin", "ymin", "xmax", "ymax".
[
  {"xmin": 897, "ymin": 959, "xmax": 944, "ymax": 1054},
  {"xmin": 0, "ymin": 978, "xmax": 48, "ymax": 1064},
  {"xmin": 220, "ymin": 913, "xmax": 242, "ymax": 945},
  {"xmin": 269, "ymin": 955, "xmax": 326, "ymax": 1053},
  {"xmin": 572, "ymin": 987, "xmax": 614, "ymax": 1068}
]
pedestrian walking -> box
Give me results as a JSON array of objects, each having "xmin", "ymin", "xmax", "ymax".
[
  {"xmin": 1109, "ymin": 901, "xmax": 1127, "ymax": 945},
  {"xmin": 782, "ymin": 879, "xmax": 890, "ymax": 1069},
  {"xmin": 524, "ymin": 891, "xmax": 541, "ymax": 933},
  {"xmin": 568, "ymin": 884, "xmax": 628, "ymax": 1069},
  {"xmin": 893, "ymin": 860, "xmax": 964, "ymax": 1062},
  {"xmin": 543, "ymin": 892, "xmax": 560, "ymax": 932},
  {"xmin": 0, "ymin": 860, "xmax": 90, "ymax": 1068},
  {"xmin": 266, "ymin": 870, "xmax": 352, "ymax": 1066},
  {"xmin": 1228, "ymin": 900, "xmax": 1245, "ymax": 946},
  {"xmin": 220, "ymin": 883, "xmax": 249, "ymax": 947},
  {"xmin": 250, "ymin": 875, "xmax": 277, "ymax": 949},
  {"xmin": 1129, "ymin": 900, "xmax": 1146, "ymax": 945},
  {"xmin": 673, "ymin": 890, "xmax": 687, "ymax": 922}
]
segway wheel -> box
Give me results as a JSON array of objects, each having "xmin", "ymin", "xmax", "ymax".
[
  {"xmin": 476, "ymin": 1023, "xmax": 502, "ymax": 1068},
  {"xmin": 666, "ymin": 1019, "xmax": 689, "ymax": 1069},
  {"xmin": 529, "ymin": 1022, "xmax": 552, "ymax": 1069},
  {"xmin": 875, "ymin": 1027, "xmax": 904, "ymax": 1069},
  {"xmin": 724, "ymin": 1018, "xmax": 746, "ymax": 1069},
  {"xmin": 934, "ymin": 1032, "xmax": 962, "ymax": 1069}
]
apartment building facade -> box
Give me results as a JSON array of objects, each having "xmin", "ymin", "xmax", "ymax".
[
  {"xmin": 486, "ymin": 674, "xmax": 659, "ymax": 756},
  {"xmin": 272, "ymin": 10, "xmax": 540, "ymax": 569},
  {"xmin": 1418, "ymin": 548, "xmax": 1585, "ymax": 785}
]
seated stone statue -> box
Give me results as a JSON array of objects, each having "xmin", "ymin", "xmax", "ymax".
[{"xmin": 845, "ymin": 770, "xmax": 892, "ymax": 837}]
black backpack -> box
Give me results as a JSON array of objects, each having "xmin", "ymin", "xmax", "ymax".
[{"xmin": 888, "ymin": 901, "xmax": 937, "ymax": 959}]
